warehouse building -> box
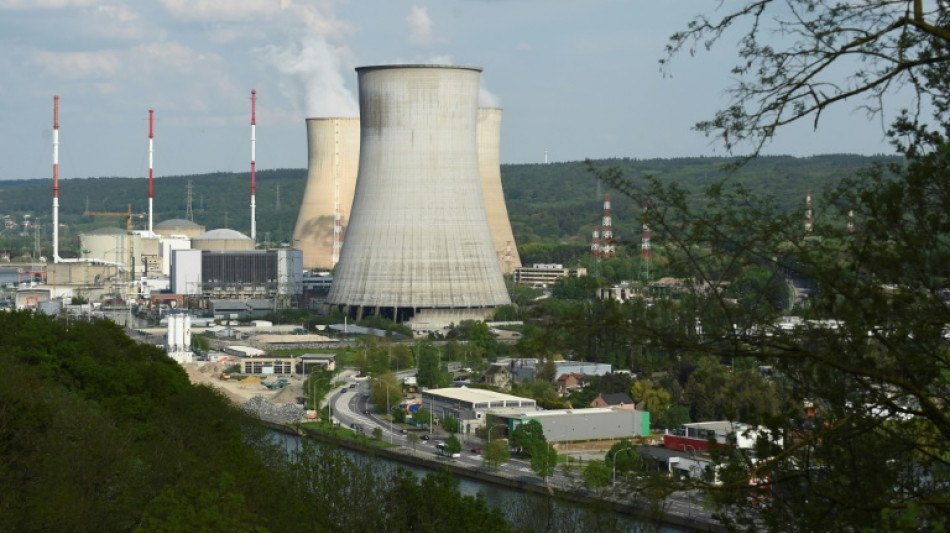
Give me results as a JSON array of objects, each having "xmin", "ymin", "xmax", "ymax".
[
  {"xmin": 419, "ymin": 387, "xmax": 537, "ymax": 437},
  {"xmin": 502, "ymin": 407, "xmax": 651, "ymax": 444}
]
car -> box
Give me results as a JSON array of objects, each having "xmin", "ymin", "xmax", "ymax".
[
  {"xmin": 362, "ymin": 409, "xmax": 369, "ymax": 414},
  {"xmin": 339, "ymin": 388, "xmax": 346, "ymax": 394},
  {"xmin": 420, "ymin": 434, "xmax": 430, "ymax": 441},
  {"xmin": 471, "ymin": 447, "xmax": 482, "ymax": 454},
  {"xmin": 349, "ymin": 383, "xmax": 357, "ymax": 388},
  {"xmin": 400, "ymin": 428, "xmax": 408, "ymax": 434}
]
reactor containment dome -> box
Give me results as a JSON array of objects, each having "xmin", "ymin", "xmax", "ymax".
[{"xmin": 327, "ymin": 64, "xmax": 510, "ymax": 327}]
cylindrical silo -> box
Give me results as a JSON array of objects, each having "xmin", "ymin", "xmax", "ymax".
[
  {"xmin": 327, "ymin": 64, "xmax": 510, "ymax": 325},
  {"xmin": 292, "ymin": 118, "xmax": 361, "ymax": 270},
  {"xmin": 477, "ymin": 107, "xmax": 522, "ymax": 275}
]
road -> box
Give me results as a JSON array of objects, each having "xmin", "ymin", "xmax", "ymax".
[{"xmin": 324, "ymin": 373, "xmax": 719, "ymax": 528}]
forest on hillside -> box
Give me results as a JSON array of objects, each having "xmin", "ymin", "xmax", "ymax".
[
  {"xmin": 1, "ymin": 310, "xmax": 638, "ymax": 532},
  {"xmin": 0, "ymin": 154, "xmax": 899, "ymax": 260}
]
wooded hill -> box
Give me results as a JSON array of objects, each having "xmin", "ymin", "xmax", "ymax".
[{"xmin": 0, "ymin": 153, "xmax": 899, "ymax": 257}]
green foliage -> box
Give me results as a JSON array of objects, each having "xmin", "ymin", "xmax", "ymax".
[
  {"xmin": 369, "ymin": 372, "xmax": 400, "ymax": 414},
  {"xmin": 413, "ymin": 406, "xmax": 432, "ymax": 427},
  {"xmin": 444, "ymin": 434, "xmax": 462, "ymax": 455},
  {"xmin": 392, "ymin": 406, "xmax": 407, "ymax": 424},
  {"xmin": 483, "ymin": 440, "xmax": 511, "ymax": 469},
  {"xmin": 589, "ymin": 5, "xmax": 950, "ymax": 525},
  {"xmin": 654, "ymin": 404, "xmax": 691, "ymax": 430},
  {"xmin": 582, "ymin": 460, "xmax": 611, "ymax": 490},
  {"xmin": 529, "ymin": 443, "xmax": 559, "ymax": 481},
  {"xmin": 551, "ymin": 275, "xmax": 600, "ymax": 300},
  {"xmin": 606, "ymin": 439, "xmax": 642, "ymax": 478},
  {"xmin": 415, "ymin": 341, "xmax": 451, "ymax": 388},
  {"xmin": 510, "ymin": 419, "xmax": 546, "ymax": 455},
  {"xmin": 387, "ymin": 469, "xmax": 511, "ymax": 533},
  {"xmin": 441, "ymin": 414, "xmax": 460, "ymax": 434},
  {"xmin": 0, "ymin": 155, "xmax": 894, "ymax": 261}
]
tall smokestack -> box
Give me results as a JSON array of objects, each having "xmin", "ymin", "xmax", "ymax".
[
  {"xmin": 250, "ymin": 89, "xmax": 257, "ymax": 244},
  {"xmin": 327, "ymin": 64, "xmax": 510, "ymax": 325},
  {"xmin": 52, "ymin": 95, "xmax": 60, "ymax": 263},
  {"xmin": 148, "ymin": 109, "xmax": 154, "ymax": 235},
  {"xmin": 292, "ymin": 118, "xmax": 360, "ymax": 270},
  {"xmin": 477, "ymin": 108, "xmax": 521, "ymax": 275}
]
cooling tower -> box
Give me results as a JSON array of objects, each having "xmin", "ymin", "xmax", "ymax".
[
  {"xmin": 292, "ymin": 118, "xmax": 360, "ymax": 270},
  {"xmin": 327, "ymin": 65, "xmax": 510, "ymax": 325},
  {"xmin": 477, "ymin": 107, "xmax": 522, "ymax": 275}
]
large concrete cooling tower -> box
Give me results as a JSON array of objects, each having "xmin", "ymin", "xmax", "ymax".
[
  {"xmin": 292, "ymin": 118, "xmax": 360, "ymax": 270},
  {"xmin": 477, "ymin": 107, "xmax": 522, "ymax": 275},
  {"xmin": 327, "ymin": 64, "xmax": 510, "ymax": 327}
]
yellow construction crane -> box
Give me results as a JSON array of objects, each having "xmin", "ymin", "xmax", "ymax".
[
  {"xmin": 83, "ymin": 204, "xmax": 145, "ymax": 306},
  {"xmin": 83, "ymin": 203, "xmax": 142, "ymax": 232}
]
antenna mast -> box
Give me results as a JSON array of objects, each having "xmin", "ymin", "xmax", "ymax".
[
  {"xmin": 805, "ymin": 190, "xmax": 813, "ymax": 237},
  {"xmin": 639, "ymin": 201, "xmax": 652, "ymax": 283},
  {"xmin": 185, "ymin": 180, "xmax": 194, "ymax": 222},
  {"xmin": 591, "ymin": 226, "xmax": 601, "ymax": 258}
]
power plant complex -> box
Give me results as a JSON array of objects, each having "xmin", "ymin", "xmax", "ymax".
[{"xmin": 17, "ymin": 63, "xmax": 521, "ymax": 331}]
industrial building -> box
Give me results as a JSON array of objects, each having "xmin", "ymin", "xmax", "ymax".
[
  {"xmin": 171, "ymin": 248, "xmax": 303, "ymax": 307},
  {"xmin": 513, "ymin": 263, "xmax": 588, "ymax": 288},
  {"xmin": 502, "ymin": 407, "xmax": 651, "ymax": 444},
  {"xmin": 327, "ymin": 64, "xmax": 511, "ymax": 328},
  {"xmin": 292, "ymin": 118, "xmax": 361, "ymax": 270},
  {"xmin": 419, "ymin": 387, "xmax": 537, "ymax": 437}
]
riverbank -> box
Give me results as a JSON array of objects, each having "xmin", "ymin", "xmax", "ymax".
[
  {"xmin": 181, "ymin": 362, "xmax": 722, "ymax": 532},
  {"xmin": 262, "ymin": 420, "xmax": 724, "ymax": 533}
]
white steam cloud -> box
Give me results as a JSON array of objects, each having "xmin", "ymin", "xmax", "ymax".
[
  {"xmin": 258, "ymin": 36, "xmax": 358, "ymax": 118},
  {"xmin": 407, "ymin": 5, "xmax": 433, "ymax": 45}
]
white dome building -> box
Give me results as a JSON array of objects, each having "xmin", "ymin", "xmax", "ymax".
[
  {"xmin": 155, "ymin": 218, "xmax": 205, "ymax": 239},
  {"xmin": 191, "ymin": 229, "xmax": 255, "ymax": 252}
]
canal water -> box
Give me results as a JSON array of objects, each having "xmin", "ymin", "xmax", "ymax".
[{"xmin": 270, "ymin": 429, "xmax": 691, "ymax": 533}]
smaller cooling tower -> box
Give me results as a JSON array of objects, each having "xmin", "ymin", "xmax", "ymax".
[
  {"xmin": 477, "ymin": 108, "xmax": 522, "ymax": 275},
  {"xmin": 327, "ymin": 65, "xmax": 510, "ymax": 325},
  {"xmin": 292, "ymin": 118, "xmax": 361, "ymax": 270}
]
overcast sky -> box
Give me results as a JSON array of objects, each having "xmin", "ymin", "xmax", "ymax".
[{"xmin": 0, "ymin": 0, "xmax": 900, "ymax": 182}]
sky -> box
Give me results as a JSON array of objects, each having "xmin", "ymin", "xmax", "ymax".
[{"xmin": 0, "ymin": 0, "xmax": 902, "ymax": 182}]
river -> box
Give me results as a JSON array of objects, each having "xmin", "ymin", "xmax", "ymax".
[{"xmin": 269, "ymin": 428, "xmax": 695, "ymax": 533}]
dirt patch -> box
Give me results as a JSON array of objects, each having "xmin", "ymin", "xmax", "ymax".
[{"xmin": 182, "ymin": 362, "xmax": 299, "ymax": 406}]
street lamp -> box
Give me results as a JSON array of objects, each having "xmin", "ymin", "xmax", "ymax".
[
  {"xmin": 487, "ymin": 423, "xmax": 506, "ymax": 444},
  {"xmin": 610, "ymin": 446, "xmax": 633, "ymax": 485}
]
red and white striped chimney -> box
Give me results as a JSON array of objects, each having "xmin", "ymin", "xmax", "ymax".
[
  {"xmin": 148, "ymin": 109, "xmax": 154, "ymax": 235},
  {"xmin": 250, "ymin": 89, "xmax": 257, "ymax": 243},
  {"xmin": 52, "ymin": 95, "xmax": 60, "ymax": 263}
]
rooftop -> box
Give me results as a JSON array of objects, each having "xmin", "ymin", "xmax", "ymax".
[{"xmin": 423, "ymin": 387, "xmax": 532, "ymax": 404}]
